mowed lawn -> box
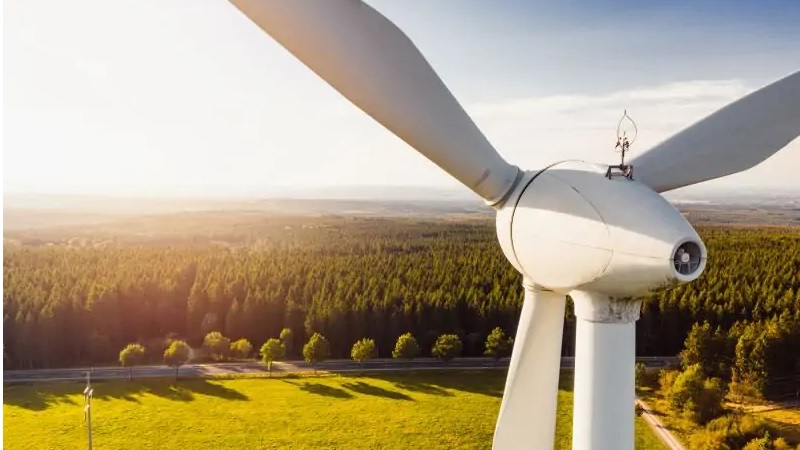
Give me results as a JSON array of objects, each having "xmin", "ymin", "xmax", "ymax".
[{"xmin": 4, "ymin": 370, "xmax": 665, "ymax": 450}]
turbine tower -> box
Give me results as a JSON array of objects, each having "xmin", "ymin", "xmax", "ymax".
[{"xmin": 226, "ymin": 1, "xmax": 800, "ymax": 449}]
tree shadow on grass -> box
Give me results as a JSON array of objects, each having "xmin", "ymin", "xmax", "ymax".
[
  {"xmin": 363, "ymin": 370, "xmax": 506, "ymax": 398},
  {"xmin": 3, "ymin": 383, "xmax": 78, "ymax": 411},
  {"xmin": 4, "ymin": 378, "xmax": 248, "ymax": 411},
  {"xmin": 393, "ymin": 380, "xmax": 454, "ymax": 397},
  {"xmin": 341, "ymin": 381, "xmax": 414, "ymax": 401},
  {"xmin": 283, "ymin": 380, "xmax": 353, "ymax": 399}
]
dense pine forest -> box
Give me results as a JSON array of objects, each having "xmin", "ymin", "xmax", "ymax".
[{"xmin": 3, "ymin": 213, "xmax": 800, "ymax": 397}]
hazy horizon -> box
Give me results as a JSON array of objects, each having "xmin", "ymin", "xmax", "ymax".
[
  {"xmin": 5, "ymin": 0, "xmax": 800, "ymax": 198},
  {"xmin": 5, "ymin": 183, "xmax": 799, "ymax": 205}
]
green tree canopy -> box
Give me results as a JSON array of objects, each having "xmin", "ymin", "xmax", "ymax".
[
  {"xmin": 203, "ymin": 331, "xmax": 231, "ymax": 360},
  {"xmin": 119, "ymin": 343, "xmax": 146, "ymax": 380},
  {"xmin": 392, "ymin": 333, "xmax": 420, "ymax": 361},
  {"xmin": 303, "ymin": 333, "xmax": 330, "ymax": 369},
  {"xmin": 484, "ymin": 327, "xmax": 513, "ymax": 360},
  {"xmin": 351, "ymin": 338, "xmax": 376, "ymax": 365},
  {"xmin": 229, "ymin": 338, "xmax": 253, "ymax": 359},
  {"xmin": 280, "ymin": 328, "xmax": 294, "ymax": 357},
  {"xmin": 164, "ymin": 340, "xmax": 191, "ymax": 380},
  {"xmin": 432, "ymin": 334, "xmax": 463, "ymax": 362},
  {"xmin": 260, "ymin": 338, "xmax": 285, "ymax": 373}
]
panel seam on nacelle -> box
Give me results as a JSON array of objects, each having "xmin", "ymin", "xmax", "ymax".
[
  {"xmin": 545, "ymin": 171, "xmax": 615, "ymax": 285},
  {"xmin": 508, "ymin": 161, "xmax": 566, "ymax": 281}
]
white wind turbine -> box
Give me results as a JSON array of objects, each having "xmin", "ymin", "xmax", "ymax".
[{"xmin": 225, "ymin": 1, "xmax": 800, "ymax": 449}]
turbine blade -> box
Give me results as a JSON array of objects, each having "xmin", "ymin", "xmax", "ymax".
[
  {"xmin": 228, "ymin": 0, "xmax": 520, "ymax": 205},
  {"xmin": 630, "ymin": 71, "xmax": 800, "ymax": 193},
  {"xmin": 493, "ymin": 282, "xmax": 566, "ymax": 450}
]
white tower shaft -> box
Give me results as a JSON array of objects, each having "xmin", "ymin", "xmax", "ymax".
[
  {"xmin": 494, "ymin": 280, "xmax": 566, "ymax": 450},
  {"xmin": 570, "ymin": 291, "xmax": 642, "ymax": 450}
]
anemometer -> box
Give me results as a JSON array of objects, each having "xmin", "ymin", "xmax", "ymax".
[{"xmin": 605, "ymin": 110, "xmax": 637, "ymax": 180}]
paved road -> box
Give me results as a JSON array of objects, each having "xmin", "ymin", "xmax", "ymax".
[{"xmin": 3, "ymin": 356, "xmax": 678, "ymax": 383}]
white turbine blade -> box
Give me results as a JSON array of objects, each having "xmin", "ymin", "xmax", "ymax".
[
  {"xmin": 494, "ymin": 283, "xmax": 566, "ymax": 450},
  {"xmin": 227, "ymin": 0, "xmax": 520, "ymax": 205},
  {"xmin": 630, "ymin": 71, "xmax": 800, "ymax": 193}
]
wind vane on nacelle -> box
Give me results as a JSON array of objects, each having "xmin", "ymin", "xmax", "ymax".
[{"xmin": 606, "ymin": 109, "xmax": 638, "ymax": 180}]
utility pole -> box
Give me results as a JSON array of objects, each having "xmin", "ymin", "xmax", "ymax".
[{"xmin": 83, "ymin": 371, "xmax": 94, "ymax": 450}]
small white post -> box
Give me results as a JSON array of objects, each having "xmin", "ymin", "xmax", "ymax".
[
  {"xmin": 493, "ymin": 279, "xmax": 566, "ymax": 450},
  {"xmin": 84, "ymin": 371, "xmax": 94, "ymax": 450},
  {"xmin": 570, "ymin": 290, "xmax": 641, "ymax": 450}
]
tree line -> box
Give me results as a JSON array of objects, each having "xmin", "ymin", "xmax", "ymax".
[
  {"xmin": 116, "ymin": 327, "xmax": 513, "ymax": 380},
  {"xmin": 4, "ymin": 216, "xmax": 799, "ymax": 397}
]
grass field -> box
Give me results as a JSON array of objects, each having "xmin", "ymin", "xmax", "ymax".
[{"xmin": 4, "ymin": 370, "xmax": 665, "ymax": 450}]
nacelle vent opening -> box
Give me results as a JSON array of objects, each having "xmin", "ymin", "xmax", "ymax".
[{"xmin": 673, "ymin": 241, "xmax": 702, "ymax": 276}]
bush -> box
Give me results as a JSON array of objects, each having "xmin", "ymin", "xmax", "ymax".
[
  {"xmin": 728, "ymin": 380, "xmax": 765, "ymax": 403},
  {"xmin": 705, "ymin": 414, "xmax": 775, "ymax": 450},
  {"xmin": 668, "ymin": 364, "xmax": 726, "ymax": 424},
  {"xmin": 742, "ymin": 433, "xmax": 772, "ymax": 450},
  {"xmin": 669, "ymin": 365, "xmax": 705, "ymax": 412},
  {"xmin": 229, "ymin": 338, "xmax": 253, "ymax": 359},
  {"xmin": 635, "ymin": 362, "xmax": 652, "ymax": 387},
  {"xmin": 688, "ymin": 428, "xmax": 731, "ymax": 450},
  {"xmin": 659, "ymin": 369, "xmax": 680, "ymax": 392},
  {"xmin": 203, "ymin": 331, "xmax": 231, "ymax": 360},
  {"xmin": 697, "ymin": 378, "xmax": 726, "ymax": 423}
]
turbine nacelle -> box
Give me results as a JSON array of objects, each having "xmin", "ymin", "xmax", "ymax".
[{"xmin": 497, "ymin": 160, "xmax": 707, "ymax": 298}]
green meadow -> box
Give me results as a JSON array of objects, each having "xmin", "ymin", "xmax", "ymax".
[{"xmin": 4, "ymin": 370, "xmax": 665, "ymax": 449}]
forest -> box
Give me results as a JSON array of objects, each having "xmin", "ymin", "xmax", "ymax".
[{"xmin": 3, "ymin": 213, "xmax": 800, "ymax": 398}]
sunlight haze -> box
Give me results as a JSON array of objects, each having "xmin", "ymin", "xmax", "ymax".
[{"xmin": 5, "ymin": 0, "xmax": 800, "ymax": 199}]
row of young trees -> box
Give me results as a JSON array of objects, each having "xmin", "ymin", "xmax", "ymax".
[
  {"xmin": 117, "ymin": 327, "xmax": 514, "ymax": 378},
  {"xmin": 4, "ymin": 217, "xmax": 799, "ymax": 397}
]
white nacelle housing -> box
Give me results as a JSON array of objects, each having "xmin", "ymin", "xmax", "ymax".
[{"xmin": 497, "ymin": 160, "xmax": 707, "ymax": 298}]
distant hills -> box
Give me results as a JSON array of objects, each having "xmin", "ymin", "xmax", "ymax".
[{"xmin": 4, "ymin": 186, "xmax": 799, "ymax": 231}]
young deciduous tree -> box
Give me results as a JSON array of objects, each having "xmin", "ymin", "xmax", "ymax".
[
  {"xmin": 484, "ymin": 327, "xmax": 513, "ymax": 361},
  {"xmin": 229, "ymin": 338, "xmax": 253, "ymax": 360},
  {"xmin": 432, "ymin": 334, "xmax": 463, "ymax": 363},
  {"xmin": 203, "ymin": 331, "xmax": 231, "ymax": 360},
  {"xmin": 668, "ymin": 363, "xmax": 725, "ymax": 424},
  {"xmin": 119, "ymin": 343, "xmax": 145, "ymax": 380},
  {"xmin": 260, "ymin": 338, "xmax": 285, "ymax": 374},
  {"xmin": 303, "ymin": 333, "xmax": 330, "ymax": 371},
  {"xmin": 164, "ymin": 340, "xmax": 191, "ymax": 380},
  {"xmin": 351, "ymin": 338, "xmax": 376, "ymax": 366},
  {"xmin": 280, "ymin": 328, "xmax": 294, "ymax": 358},
  {"xmin": 392, "ymin": 332, "xmax": 420, "ymax": 362}
]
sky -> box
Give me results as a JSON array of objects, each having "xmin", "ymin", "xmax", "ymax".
[{"xmin": 4, "ymin": 0, "xmax": 800, "ymax": 200}]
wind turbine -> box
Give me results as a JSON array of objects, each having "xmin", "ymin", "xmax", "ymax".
[{"xmin": 225, "ymin": 1, "xmax": 800, "ymax": 449}]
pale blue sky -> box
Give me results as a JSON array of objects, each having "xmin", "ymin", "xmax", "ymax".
[{"xmin": 5, "ymin": 0, "xmax": 800, "ymax": 199}]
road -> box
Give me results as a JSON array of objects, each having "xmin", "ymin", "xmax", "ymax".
[
  {"xmin": 3, "ymin": 356, "xmax": 678, "ymax": 383},
  {"xmin": 637, "ymin": 398, "xmax": 687, "ymax": 450}
]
